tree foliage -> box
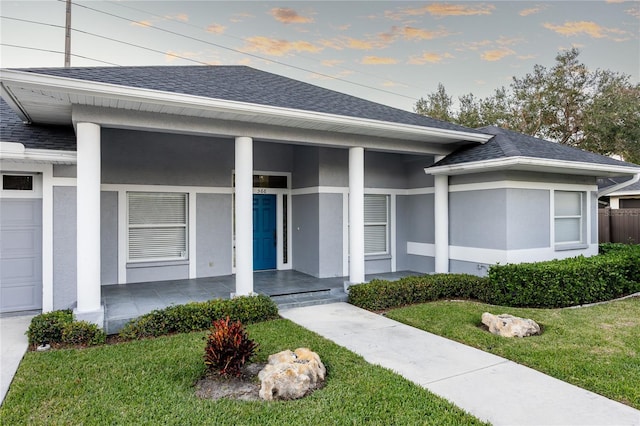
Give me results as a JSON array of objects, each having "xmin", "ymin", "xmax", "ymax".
[{"xmin": 414, "ymin": 49, "xmax": 640, "ymax": 163}]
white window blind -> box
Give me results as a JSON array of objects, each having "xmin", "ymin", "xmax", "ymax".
[
  {"xmin": 554, "ymin": 191, "xmax": 583, "ymax": 245},
  {"xmin": 128, "ymin": 192, "xmax": 188, "ymax": 262},
  {"xmin": 364, "ymin": 194, "xmax": 389, "ymax": 255}
]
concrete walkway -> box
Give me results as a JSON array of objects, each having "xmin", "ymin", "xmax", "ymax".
[
  {"xmin": 0, "ymin": 315, "xmax": 33, "ymax": 406},
  {"xmin": 280, "ymin": 303, "xmax": 640, "ymax": 426}
]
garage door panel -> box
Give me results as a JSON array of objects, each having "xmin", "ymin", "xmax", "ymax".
[{"xmin": 1, "ymin": 198, "xmax": 42, "ymax": 313}]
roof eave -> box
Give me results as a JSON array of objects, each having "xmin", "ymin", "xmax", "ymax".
[
  {"xmin": 0, "ymin": 69, "xmax": 492, "ymax": 144},
  {"xmin": 0, "ymin": 142, "xmax": 77, "ymax": 164},
  {"xmin": 425, "ymin": 156, "xmax": 640, "ymax": 178}
]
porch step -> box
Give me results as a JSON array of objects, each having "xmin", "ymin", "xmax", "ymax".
[{"xmin": 270, "ymin": 288, "xmax": 348, "ymax": 310}]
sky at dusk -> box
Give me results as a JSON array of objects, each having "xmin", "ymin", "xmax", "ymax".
[{"xmin": 1, "ymin": 1, "xmax": 638, "ymax": 112}]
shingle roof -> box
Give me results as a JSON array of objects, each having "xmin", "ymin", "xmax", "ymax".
[
  {"xmin": 431, "ymin": 125, "xmax": 639, "ymax": 169},
  {"xmin": 0, "ymin": 98, "xmax": 76, "ymax": 150},
  {"xmin": 13, "ymin": 65, "xmax": 481, "ymax": 134},
  {"xmin": 598, "ymin": 177, "xmax": 640, "ymax": 192}
]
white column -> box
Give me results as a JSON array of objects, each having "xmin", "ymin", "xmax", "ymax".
[
  {"xmin": 434, "ymin": 173, "xmax": 449, "ymax": 273},
  {"xmin": 349, "ymin": 147, "xmax": 365, "ymax": 284},
  {"xmin": 235, "ymin": 136, "xmax": 254, "ymax": 296},
  {"xmin": 75, "ymin": 122, "xmax": 103, "ymax": 325}
]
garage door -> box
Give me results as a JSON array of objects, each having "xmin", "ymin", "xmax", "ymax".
[{"xmin": 0, "ymin": 199, "xmax": 42, "ymax": 313}]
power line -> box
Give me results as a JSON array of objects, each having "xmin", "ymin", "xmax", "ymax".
[
  {"xmin": 106, "ymin": 0, "xmax": 428, "ymax": 94},
  {"xmin": 63, "ymin": 0, "xmax": 420, "ymax": 102},
  {"xmin": 0, "ymin": 43, "xmax": 120, "ymax": 66}
]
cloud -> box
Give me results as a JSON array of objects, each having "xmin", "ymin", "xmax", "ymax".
[
  {"xmin": 382, "ymin": 81, "xmax": 407, "ymax": 87},
  {"xmin": 519, "ymin": 6, "xmax": 545, "ymax": 16},
  {"xmin": 168, "ymin": 13, "xmax": 188, "ymax": 22},
  {"xmin": 230, "ymin": 12, "xmax": 254, "ymax": 23},
  {"xmin": 627, "ymin": 6, "xmax": 640, "ymax": 19},
  {"xmin": 132, "ymin": 20, "xmax": 152, "ymax": 28},
  {"xmin": 386, "ymin": 3, "xmax": 494, "ymax": 19},
  {"xmin": 517, "ymin": 54, "xmax": 537, "ymax": 60},
  {"xmin": 543, "ymin": 21, "xmax": 630, "ymax": 40},
  {"xmin": 396, "ymin": 26, "xmax": 451, "ymax": 40},
  {"xmin": 361, "ymin": 56, "xmax": 399, "ymax": 65},
  {"xmin": 270, "ymin": 8, "xmax": 314, "ymax": 24},
  {"xmin": 320, "ymin": 36, "xmax": 384, "ymax": 50},
  {"xmin": 321, "ymin": 59, "xmax": 343, "ymax": 67},
  {"xmin": 206, "ymin": 24, "xmax": 226, "ymax": 34},
  {"xmin": 481, "ymin": 47, "xmax": 516, "ymax": 61},
  {"xmin": 408, "ymin": 52, "xmax": 454, "ymax": 64},
  {"xmin": 243, "ymin": 36, "xmax": 322, "ymax": 56}
]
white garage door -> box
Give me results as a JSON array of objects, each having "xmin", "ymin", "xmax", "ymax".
[{"xmin": 0, "ymin": 199, "xmax": 42, "ymax": 313}]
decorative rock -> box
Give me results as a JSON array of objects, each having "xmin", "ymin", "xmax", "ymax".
[
  {"xmin": 481, "ymin": 312, "xmax": 541, "ymax": 338},
  {"xmin": 258, "ymin": 348, "xmax": 326, "ymax": 401}
]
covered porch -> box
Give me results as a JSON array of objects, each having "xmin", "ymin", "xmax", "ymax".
[{"xmin": 102, "ymin": 270, "xmax": 418, "ymax": 334}]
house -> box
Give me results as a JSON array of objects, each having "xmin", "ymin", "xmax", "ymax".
[
  {"xmin": 1, "ymin": 65, "xmax": 639, "ymax": 327},
  {"xmin": 598, "ymin": 177, "xmax": 640, "ymax": 209}
]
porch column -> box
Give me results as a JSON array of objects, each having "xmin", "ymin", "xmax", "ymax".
[
  {"xmin": 75, "ymin": 122, "xmax": 104, "ymax": 326},
  {"xmin": 235, "ymin": 136, "xmax": 254, "ymax": 296},
  {"xmin": 348, "ymin": 146, "xmax": 365, "ymax": 284},
  {"xmin": 434, "ymin": 172, "xmax": 449, "ymax": 273}
]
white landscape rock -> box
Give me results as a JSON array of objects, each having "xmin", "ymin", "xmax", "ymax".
[
  {"xmin": 481, "ymin": 312, "xmax": 541, "ymax": 338},
  {"xmin": 258, "ymin": 348, "xmax": 326, "ymax": 401}
]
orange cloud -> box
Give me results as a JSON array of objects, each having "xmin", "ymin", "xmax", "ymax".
[
  {"xmin": 362, "ymin": 56, "xmax": 399, "ymax": 65},
  {"xmin": 543, "ymin": 21, "xmax": 629, "ymax": 40},
  {"xmin": 408, "ymin": 52, "xmax": 454, "ymax": 64},
  {"xmin": 206, "ymin": 24, "xmax": 226, "ymax": 34},
  {"xmin": 321, "ymin": 59, "xmax": 343, "ymax": 67},
  {"xmin": 168, "ymin": 13, "xmax": 189, "ymax": 22},
  {"xmin": 397, "ymin": 26, "xmax": 451, "ymax": 40},
  {"xmin": 481, "ymin": 47, "xmax": 516, "ymax": 61},
  {"xmin": 132, "ymin": 20, "xmax": 152, "ymax": 28},
  {"xmin": 519, "ymin": 6, "xmax": 545, "ymax": 16},
  {"xmin": 243, "ymin": 36, "xmax": 322, "ymax": 56},
  {"xmin": 387, "ymin": 3, "xmax": 494, "ymax": 19},
  {"xmin": 230, "ymin": 12, "xmax": 254, "ymax": 23},
  {"xmin": 382, "ymin": 81, "xmax": 407, "ymax": 87},
  {"xmin": 270, "ymin": 8, "xmax": 313, "ymax": 24}
]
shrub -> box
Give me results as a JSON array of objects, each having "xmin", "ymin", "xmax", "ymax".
[
  {"xmin": 203, "ymin": 317, "xmax": 257, "ymax": 377},
  {"xmin": 26, "ymin": 310, "xmax": 73, "ymax": 346},
  {"xmin": 61, "ymin": 321, "xmax": 106, "ymax": 346},
  {"xmin": 348, "ymin": 274, "xmax": 489, "ymax": 311},
  {"xmin": 487, "ymin": 245, "xmax": 640, "ymax": 308},
  {"xmin": 119, "ymin": 294, "xmax": 279, "ymax": 340}
]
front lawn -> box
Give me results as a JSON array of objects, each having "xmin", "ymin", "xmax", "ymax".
[
  {"xmin": 0, "ymin": 319, "xmax": 484, "ymax": 425},
  {"xmin": 385, "ymin": 297, "xmax": 640, "ymax": 409}
]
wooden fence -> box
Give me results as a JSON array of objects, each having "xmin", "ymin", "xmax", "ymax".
[{"xmin": 598, "ymin": 208, "xmax": 640, "ymax": 244}]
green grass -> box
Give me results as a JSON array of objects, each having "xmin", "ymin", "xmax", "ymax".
[
  {"xmin": 385, "ymin": 297, "xmax": 640, "ymax": 409},
  {"xmin": 1, "ymin": 319, "xmax": 484, "ymax": 425}
]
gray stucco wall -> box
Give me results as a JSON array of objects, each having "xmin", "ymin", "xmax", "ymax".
[
  {"xmin": 396, "ymin": 193, "xmax": 435, "ymax": 274},
  {"xmin": 293, "ymin": 146, "xmax": 320, "ymax": 189},
  {"xmin": 292, "ymin": 193, "xmax": 319, "ymax": 276},
  {"xmin": 196, "ymin": 193, "xmax": 232, "ymax": 277},
  {"xmin": 53, "ymin": 186, "xmax": 77, "ymax": 310},
  {"xmin": 407, "ymin": 255, "xmax": 435, "ymax": 274},
  {"xmin": 590, "ymin": 191, "xmax": 598, "ymax": 244},
  {"xmin": 450, "ymin": 259, "xmax": 490, "ymax": 276},
  {"xmin": 101, "ymin": 191, "xmax": 118, "ymax": 285},
  {"xmin": 126, "ymin": 263, "xmax": 189, "ymax": 283},
  {"xmin": 506, "ymin": 189, "xmax": 550, "ymax": 249},
  {"xmin": 319, "ymin": 148, "xmax": 348, "ymax": 187},
  {"xmin": 318, "ymin": 193, "xmax": 343, "ymax": 277},
  {"xmin": 405, "ymin": 155, "xmax": 435, "ymax": 189},
  {"xmin": 364, "ymin": 151, "xmax": 406, "ymax": 189},
  {"xmin": 450, "ymin": 189, "xmax": 507, "ymax": 250},
  {"xmin": 101, "ymin": 129, "xmax": 235, "ymax": 186}
]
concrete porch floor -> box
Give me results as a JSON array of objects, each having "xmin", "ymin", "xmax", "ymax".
[{"xmin": 102, "ymin": 270, "xmax": 418, "ymax": 334}]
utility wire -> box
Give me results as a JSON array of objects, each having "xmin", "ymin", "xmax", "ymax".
[
  {"xmin": 106, "ymin": 0, "xmax": 427, "ymax": 94},
  {"xmin": 62, "ymin": 0, "xmax": 420, "ymax": 102},
  {"xmin": 0, "ymin": 43, "xmax": 120, "ymax": 66}
]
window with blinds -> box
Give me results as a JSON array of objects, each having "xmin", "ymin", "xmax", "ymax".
[
  {"xmin": 364, "ymin": 194, "xmax": 389, "ymax": 255},
  {"xmin": 554, "ymin": 191, "xmax": 584, "ymax": 246},
  {"xmin": 128, "ymin": 192, "xmax": 188, "ymax": 262}
]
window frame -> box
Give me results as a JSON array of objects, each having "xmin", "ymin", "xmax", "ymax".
[
  {"xmin": 126, "ymin": 191, "xmax": 189, "ymax": 263},
  {"xmin": 553, "ymin": 190, "xmax": 586, "ymax": 250},
  {"xmin": 364, "ymin": 194, "xmax": 390, "ymax": 256}
]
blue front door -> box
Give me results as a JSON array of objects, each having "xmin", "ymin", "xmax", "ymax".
[{"xmin": 253, "ymin": 194, "xmax": 277, "ymax": 270}]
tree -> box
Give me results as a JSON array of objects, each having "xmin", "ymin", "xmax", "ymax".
[{"xmin": 415, "ymin": 49, "xmax": 640, "ymax": 163}]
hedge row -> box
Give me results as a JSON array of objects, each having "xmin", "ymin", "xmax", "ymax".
[
  {"xmin": 118, "ymin": 294, "xmax": 279, "ymax": 339},
  {"xmin": 348, "ymin": 243, "xmax": 640, "ymax": 310},
  {"xmin": 486, "ymin": 244, "xmax": 640, "ymax": 307},
  {"xmin": 348, "ymin": 274, "xmax": 489, "ymax": 311},
  {"xmin": 27, "ymin": 310, "xmax": 106, "ymax": 347}
]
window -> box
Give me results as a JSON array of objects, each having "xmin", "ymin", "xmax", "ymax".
[
  {"xmin": 364, "ymin": 194, "xmax": 389, "ymax": 255},
  {"xmin": 2, "ymin": 174, "xmax": 33, "ymax": 191},
  {"xmin": 554, "ymin": 191, "xmax": 584, "ymax": 246},
  {"xmin": 128, "ymin": 192, "xmax": 188, "ymax": 262}
]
